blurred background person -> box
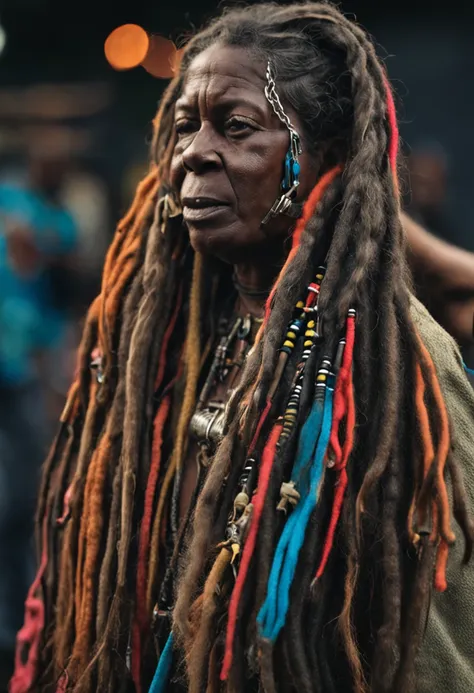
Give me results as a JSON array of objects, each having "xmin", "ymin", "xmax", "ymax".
[
  {"xmin": 406, "ymin": 143, "xmax": 452, "ymax": 239},
  {"xmin": 402, "ymin": 143, "xmax": 474, "ymax": 366}
]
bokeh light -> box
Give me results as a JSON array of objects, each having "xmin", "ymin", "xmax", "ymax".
[
  {"xmin": 104, "ymin": 24, "xmax": 149, "ymax": 71},
  {"xmin": 142, "ymin": 35, "xmax": 176, "ymax": 79},
  {"xmin": 172, "ymin": 47, "xmax": 184, "ymax": 75},
  {"xmin": 104, "ymin": 24, "xmax": 180, "ymax": 80}
]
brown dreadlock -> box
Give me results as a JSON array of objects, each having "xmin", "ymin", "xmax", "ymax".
[{"xmin": 11, "ymin": 4, "xmax": 473, "ymax": 693}]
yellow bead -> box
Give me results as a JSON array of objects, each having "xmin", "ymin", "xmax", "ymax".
[
  {"xmin": 304, "ymin": 340, "xmax": 313, "ymax": 348},
  {"xmin": 317, "ymin": 373, "xmax": 327, "ymax": 382},
  {"xmin": 283, "ymin": 340, "xmax": 294, "ymax": 349},
  {"xmin": 308, "ymin": 320, "xmax": 315, "ymax": 328},
  {"xmin": 287, "ymin": 331, "xmax": 297, "ymax": 340},
  {"xmin": 306, "ymin": 329, "xmax": 316, "ymax": 338},
  {"xmin": 296, "ymin": 301, "xmax": 304, "ymax": 309}
]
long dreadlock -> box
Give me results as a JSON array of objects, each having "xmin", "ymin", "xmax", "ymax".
[{"xmin": 11, "ymin": 4, "xmax": 472, "ymax": 693}]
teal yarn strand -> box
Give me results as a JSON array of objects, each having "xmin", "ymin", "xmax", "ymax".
[
  {"xmin": 258, "ymin": 367, "xmax": 335, "ymax": 642},
  {"xmin": 291, "ymin": 396, "xmax": 325, "ymax": 488},
  {"xmin": 148, "ymin": 632, "xmax": 174, "ymax": 693},
  {"xmin": 269, "ymin": 379, "xmax": 334, "ymax": 641},
  {"xmin": 257, "ymin": 396, "xmax": 324, "ymax": 638},
  {"xmin": 463, "ymin": 361, "xmax": 474, "ymax": 377}
]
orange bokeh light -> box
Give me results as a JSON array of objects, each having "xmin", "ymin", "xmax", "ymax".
[
  {"xmin": 142, "ymin": 35, "xmax": 176, "ymax": 79},
  {"xmin": 171, "ymin": 47, "xmax": 184, "ymax": 75},
  {"xmin": 104, "ymin": 24, "xmax": 150, "ymax": 71},
  {"xmin": 104, "ymin": 24, "xmax": 181, "ymax": 80}
]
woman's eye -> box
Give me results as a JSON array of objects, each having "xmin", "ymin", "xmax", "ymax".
[
  {"xmin": 175, "ymin": 120, "xmax": 198, "ymax": 136},
  {"xmin": 225, "ymin": 118, "xmax": 254, "ymax": 135}
]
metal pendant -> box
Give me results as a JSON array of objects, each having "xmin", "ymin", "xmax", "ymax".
[{"xmin": 189, "ymin": 401, "xmax": 226, "ymax": 450}]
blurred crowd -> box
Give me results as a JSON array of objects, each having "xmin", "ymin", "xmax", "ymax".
[{"xmin": 0, "ymin": 81, "xmax": 473, "ymax": 692}]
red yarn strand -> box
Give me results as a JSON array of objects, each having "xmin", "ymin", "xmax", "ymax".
[
  {"xmin": 382, "ymin": 73, "xmax": 399, "ymax": 190},
  {"xmin": 220, "ymin": 422, "xmax": 283, "ymax": 680},
  {"xmin": 328, "ymin": 314, "xmax": 356, "ymax": 466},
  {"xmin": 248, "ymin": 399, "xmax": 273, "ymax": 457},
  {"xmin": 315, "ymin": 368, "xmax": 355, "ymax": 580},
  {"xmin": 132, "ymin": 396, "xmax": 171, "ymax": 692},
  {"xmin": 154, "ymin": 285, "xmax": 183, "ymax": 391},
  {"xmin": 315, "ymin": 314, "xmax": 356, "ymax": 580},
  {"xmin": 10, "ymin": 517, "xmax": 49, "ymax": 693}
]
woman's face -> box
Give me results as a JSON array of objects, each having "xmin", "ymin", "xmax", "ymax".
[{"xmin": 170, "ymin": 44, "xmax": 318, "ymax": 264}]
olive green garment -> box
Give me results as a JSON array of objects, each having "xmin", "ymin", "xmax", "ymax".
[{"xmin": 411, "ymin": 297, "xmax": 474, "ymax": 692}]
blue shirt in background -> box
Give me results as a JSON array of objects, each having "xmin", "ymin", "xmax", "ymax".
[{"xmin": 0, "ymin": 182, "xmax": 78, "ymax": 386}]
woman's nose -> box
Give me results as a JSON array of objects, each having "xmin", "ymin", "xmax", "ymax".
[{"xmin": 181, "ymin": 124, "xmax": 222, "ymax": 174}]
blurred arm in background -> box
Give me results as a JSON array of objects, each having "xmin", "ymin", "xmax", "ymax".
[{"xmin": 402, "ymin": 210, "xmax": 474, "ymax": 346}]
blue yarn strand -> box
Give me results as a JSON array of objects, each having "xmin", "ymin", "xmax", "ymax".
[
  {"xmin": 291, "ymin": 397, "xmax": 325, "ymax": 486},
  {"xmin": 148, "ymin": 632, "xmax": 174, "ymax": 693},
  {"xmin": 463, "ymin": 361, "xmax": 474, "ymax": 377},
  {"xmin": 257, "ymin": 505, "xmax": 300, "ymax": 637},
  {"xmin": 269, "ymin": 382, "xmax": 334, "ymax": 641},
  {"xmin": 257, "ymin": 397, "xmax": 324, "ymax": 638}
]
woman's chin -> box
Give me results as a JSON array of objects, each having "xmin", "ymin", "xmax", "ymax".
[
  {"xmin": 187, "ymin": 218, "xmax": 285, "ymax": 264},
  {"xmin": 189, "ymin": 233, "xmax": 237, "ymax": 264},
  {"xmin": 188, "ymin": 222, "xmax": 248, "ymax": 263}
]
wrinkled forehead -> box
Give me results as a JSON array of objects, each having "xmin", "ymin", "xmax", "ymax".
[{"xmin": 176, "ymin": 44, "xmax": 268, "ymax": 108}]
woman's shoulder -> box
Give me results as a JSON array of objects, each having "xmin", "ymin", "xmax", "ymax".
[
  {"xmin": 411, "ymin": 294, "xmax": 474, "ymax": 418},
  {"xmin": 411, "ymin": 295, "xmax": 474, "ymax": 692},
  {"xmin": 410, "ymin": 294, "xmax": 463, "ymax": 369}
]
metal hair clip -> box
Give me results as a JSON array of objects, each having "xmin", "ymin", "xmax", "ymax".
[{"xmin": 262, "ymin": 61, "xmax": 303, "ymax": 225}]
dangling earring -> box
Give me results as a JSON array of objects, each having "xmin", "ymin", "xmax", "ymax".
[
  {"xmin": 261, "ymin": 61, "xmax": 304, "ymax": 226},
  {"xmin": 157, "ymin": 191, "xmax": 182, "ymax": 234}
]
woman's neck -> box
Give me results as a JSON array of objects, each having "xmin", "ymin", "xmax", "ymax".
[{"xmin": 233, "ymin": 261, "xmax": 278, "ymax": 319}]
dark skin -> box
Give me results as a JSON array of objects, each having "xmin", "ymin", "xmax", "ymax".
[{"xmin": 170, "ymin": 43, "xmax": 320, "ymax": 315}]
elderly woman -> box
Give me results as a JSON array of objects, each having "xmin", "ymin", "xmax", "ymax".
[{"xmin": 11, "ymin": 4, "xmax": 474, "ymax": 693}]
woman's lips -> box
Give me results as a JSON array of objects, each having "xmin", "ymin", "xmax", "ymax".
[
  {"xmin": 182, "ymin": 196, "xmax": 230, "ymax": 222},
  {"xmin": 183, "ymin": 205, "xmax": 230, "ymax": 222}
]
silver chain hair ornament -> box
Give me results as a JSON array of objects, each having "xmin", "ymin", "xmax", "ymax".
[{"xmin": 262, "ymin": 61, "xmax": 303, "ymax": 225}]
